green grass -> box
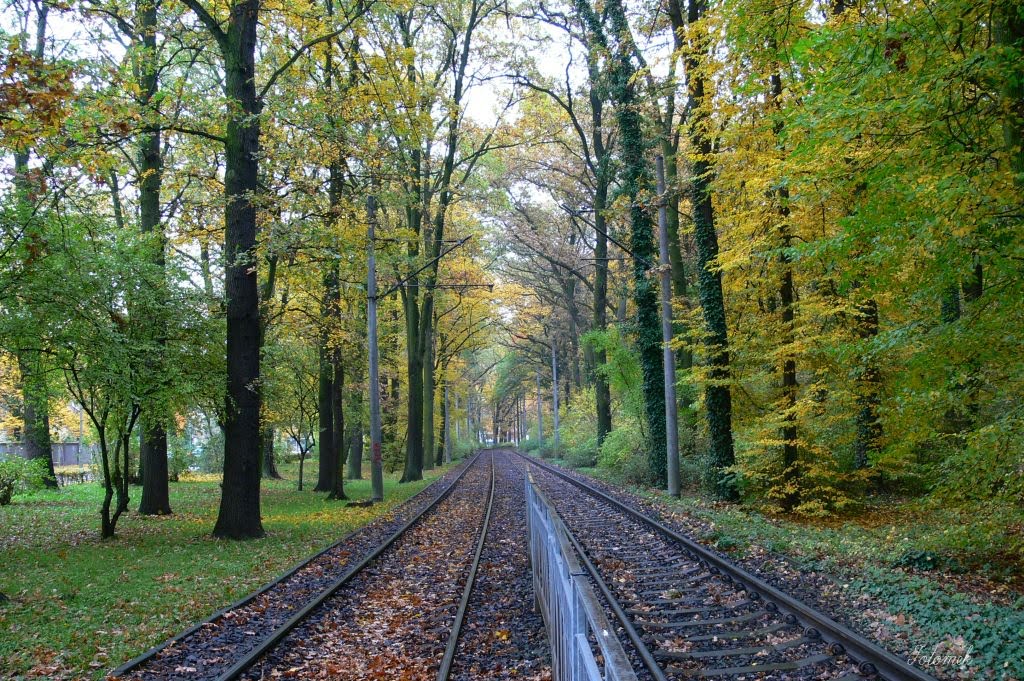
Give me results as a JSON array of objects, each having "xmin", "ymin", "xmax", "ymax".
[{"xmin": 0, "ymin": 459, "xmax": 452, "ymax": 680}]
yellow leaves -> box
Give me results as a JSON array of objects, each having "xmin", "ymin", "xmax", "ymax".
[{"xmin": 397, "ymin": 47, "xmax": 417, "ymax": 68}]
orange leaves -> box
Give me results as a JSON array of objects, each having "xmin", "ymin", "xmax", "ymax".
[{"xmin": 0, "ymin": 41, "xmax": 74, "ymax": 150}]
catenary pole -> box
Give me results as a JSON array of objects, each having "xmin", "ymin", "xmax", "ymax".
[
  {"xmin": 657, "ymin": 156, "xmax": 681, "ymax": 497},
  {"xmin": 366, "ymin": 196, "xmax": 384, "ymax": 502}
]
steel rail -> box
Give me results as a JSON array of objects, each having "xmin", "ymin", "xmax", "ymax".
[
  {"xmin": 436, "ymin": 450, "xmax": 497, "ymax": 680},
  {"xmin": 517, "ymin": 452, "xmax": 939, "ymax": 681},
  {"xmin": 111, "ymin": 453, "xmax": 483, "ymax": 680}
]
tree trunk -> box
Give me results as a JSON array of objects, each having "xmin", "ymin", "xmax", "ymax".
[
  {"xmin": 348, "ymin": 427, "xmax": 364, "ymax": 479},
  {"xmin": 211, "ymin": 0, "xmax": 265, "ymax": 539},
  {"xmin": 685, "ymin": 0, "xmax": 736, "ymax": 499},
  {"xmin": 605, "ymin": 0, "xmax": 668, "ymax": 486},
  {"xmin": 329, "ymin": 355, "xmax": 347, "ymax": 499},
  {"xmin": 17, "ymin": 351, "xmax": 56, "ymax": 487},
  {"xmin": 436, "ymin": 383, "xmax": 447, "ymax": 466},
  {"xmin": 853, "ymin": 298, "xmax": 882, "ymax": 470},
  {"xmin": 402, "ymin": 293, "xmax": 425, "ymax": 482},
  {"xmin": 137, "ymin": 0, "xmax": 172, "ymax": 515},
  {"xmin": 11, "ymin": 2, "xmax": 56, "ymax": 489},
  {"xmin": 261, "ymin": 427, "xmax": 281, "ymax": 479},
  {"xmin": 316, "ymin": 336, "xmax": 336, "ymax": 491},
  {"xmin": 347, "ymin": 375, "xmax": 364, "ymax": 479},
  {"xmin": 442, "ymin": 384, "xmax": 452, "ymax": 463},
  {"xmin": 139, "ymin": 425, "xmax": 171, "ymax": 514},
  {"xmin": 422, "ymin": 328, "xmax": 435, "ymax": 471},
  {"xmin": 770, "ymin": 72, "xmax": 799, "ymax": 511},
  {"xmin": 593, "ymin": 170, "xmax": 613, "ymax": 446}
]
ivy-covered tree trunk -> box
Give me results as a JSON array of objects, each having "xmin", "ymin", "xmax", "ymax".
[
  {"xmin": 207, "ymin": 0, "xmax": 264, "ymax": 539},
  {"xmin": 137, "ymin": 0, "xmax": 172, "ymax": 515},
  {"xmin": 685, "ymin": 0, "xmax": 736, "ymax": 499},
  {"xmin": 601, "ymin": 0, "xmax": 668, "ymax": 486}
]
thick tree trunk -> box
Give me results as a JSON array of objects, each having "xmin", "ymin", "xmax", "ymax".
[
  {"xmin": 11, "ymin": 2, "xmax": 56, "ymax": 489},
  {"xmin": 605, "ymin": 0, "xmax": 668, "ymax": 486},
  {"xmin": 137, "ymin": 0, "xmax": 172, "ymax": 514},
  {"xmin": 139, "ymin": 425, "xmax": 171, "ymax": 514},
  {"xmin": 685, "ymin": 0, "xmax": 736, "ymax": 499},
  {"xmin": 212, "ymin": 0, "xmax": 265, "ymax": 539},
  {"xmin": 17, "ymin": 351, "xmax": 56, "ymax": 487}
]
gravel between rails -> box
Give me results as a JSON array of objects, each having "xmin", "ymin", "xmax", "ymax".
[
  {"xmin": 447, "ymin": 450, "xmax": 551, "ymax": 681},
  {"xmin": 529, "ymin": 462, "xmax": 867, "ymax": 681},
  {"xmin": 115, "ymin": 458, "xmax": 475, "ymax": 681},
  {"xmin": 238, "ymin": 452, "xmax": 495, "ymax": 680}
]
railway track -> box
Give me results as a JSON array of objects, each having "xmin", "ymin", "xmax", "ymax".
[
  {"xmin": 112, "ymin": 452, "xmax": 492, "ymax": 681},
  {"xmin": 519, "ymin": 452, "xmax": 937, "ymax": 681},
  {"xmin": 237, "ymin": 450, "xmax": 497, "ymax": 680}
]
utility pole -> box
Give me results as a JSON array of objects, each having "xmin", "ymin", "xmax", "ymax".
[
  {"xmin": 657, "ymin": 156, "xmax": 681, "ymax": 497},
  {"xmin": 551, "ymin": 343, "xmax": 560, "ymax": 455},
  {"xmin": 366, "ymin": 196, "xmax": 384, "ymax": 502}
]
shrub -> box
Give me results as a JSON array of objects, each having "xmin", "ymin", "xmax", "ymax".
[
  {"xmin": 598, "ymin": 423, "xmax": 653, "ymax": 485},
  {"xmin": 168, "ymin": 431, "xmax": 195, "ymax": 482},
  {"xmin": 0, "ymin": 456, "xmax": 50, "ymax": 505},
  {"xmin": 451, "ymin": 437, "xmax": 476, "ymax": 460},
  {"xmin": 560, "ymin": 387, "xmax": 599, "ymax": 468}
]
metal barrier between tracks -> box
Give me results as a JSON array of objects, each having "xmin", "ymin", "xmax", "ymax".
[{"xmin": 526, "ymin": 468, "xmax": 638, "ymax": 681}]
